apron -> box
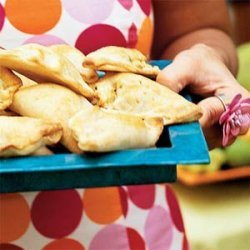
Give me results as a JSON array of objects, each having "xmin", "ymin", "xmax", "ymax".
[{"xmin": 0, "ymin": 1, "xmax": 188, "ymax": 249}]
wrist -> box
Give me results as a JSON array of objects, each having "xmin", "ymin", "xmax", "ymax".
[
  {"xmin": 190, "ymin": 43, "xmax": 228, "ymax": 65},
  {"xmin": 161, "ymin": 28, "xmax": 238, "ymax": 76}
]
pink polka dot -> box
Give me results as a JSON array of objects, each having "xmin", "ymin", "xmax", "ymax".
[
  {"xmin": 89, "ymin": 225, "xmax": 129, "ymax": 250},
  {"xmin": 118, "ymin": 0, "xmax": 133, "ymax": 10},
  {"xmin": 136, "ymin": 0, "xmax": 151, "ymax": 16},
  {"xmin": 23, "ymin": 34, "xmax": 66, "ymax": 46},
  {"xmin": 165, "ymin": 185, "xmax": 185, "ymax": 232},
  {"xmin": 31, "ymin": 190, "xmax": 83, "ymax": 239},
  {"xmin": 75, "ymin": 24, "xmax": 127, "ymax": 55},
  {"xmin": 127, "ymin": 23, "xmax": 137, "ymax": 48},
  {"xmin": 63, "ymin": 0, "xmax": 115, "ymax": 24},
  {"xmin": 0, "ymin": 3, "xmax": 5, "ymax": 31},
  {"xmin": 0, "ymin": 244, "xmax": 23, "ymax": 250},
  {"xmin": 127, "ymin": 184, "xmax": 155, "ymax": 209},
  {"xmin": 144, "ymin": 206, "xmax": 173, "ymax": 250}
]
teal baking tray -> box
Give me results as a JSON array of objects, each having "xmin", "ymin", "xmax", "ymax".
[{"xmin": 0, "ymin": 60, "xmax": 210, "ymax": 193}]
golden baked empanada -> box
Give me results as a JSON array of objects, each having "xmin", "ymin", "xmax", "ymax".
[
  {"xmin": 0, "ymin": 44, "xmax": 95, "ymax": 99},
  {"xmin": 69, "ymin": 106, "xmax": 164, "ymax": 152},
  {"xmin": 0, "ymin": 116, "xmax": 62, "ymax": 157},
  {"xmin": 10, "ymin": 84, "xmax": 92, "ymax": 153},
  {"xmin": 84, "ymin": 46, "xmax": 160, "ymax": 77},
  {"xmin": 92, "ymin": 73, "xmax": 202, "ymax": 125},
  {"xmin": 0, "ymin": 66, "xmax": 22, "ymax": 110},
  {"xmin": 50, "ymin": 44, "xmax": 98, "ymax": 84}
]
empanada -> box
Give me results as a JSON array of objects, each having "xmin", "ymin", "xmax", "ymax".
[
  {"xmin": 92, "ymin": 73, "xmax": 202, "ymax": 125},
  {"xmin": 84, "ymin": 46, "xmax": 160, "ymax": 77},
  {"xmin": 10, "ymin": 84, "xmax": 92, "ymax": 153},
  {"xmin": 0, "ymin": 116, "xmax": 62, "ymax": 157},
  {"xmin": 50, "ymin": 44, "xmax": 98, "ymax": 84},
  {"xmin": 69, "ymin": 106, "xmax": 164, "ymax": 152},
  {"xmin": 0, "ymin": 44, "xmax": 95, "ymax": 99},
  {"xmin": 0, "ymin": 66, "xmax": 22, "ymax": 110}
]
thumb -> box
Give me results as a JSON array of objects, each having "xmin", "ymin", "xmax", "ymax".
[{"xmin": 156, "ymin": 56, "xmax": 195, "ymax": 93}]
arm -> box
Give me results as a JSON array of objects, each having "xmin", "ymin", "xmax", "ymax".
[
  {"xmin": 152, "ymin": 0, "xmax": 237, "ymax": 75},
  {"xmin": 152, "ymin": 0, "xmax": 249, "ymax": 149}
]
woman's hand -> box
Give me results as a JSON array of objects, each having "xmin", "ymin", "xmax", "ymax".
[{"xmin": 156, "ymin": 43, "xmax": 250, "ymax": 149}]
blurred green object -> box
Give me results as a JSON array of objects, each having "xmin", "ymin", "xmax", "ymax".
[
  {"xmin": 237, "ymin": 43, "xmax": 250, "ymax": 91},
  {"xmin": 180, "ymin": 148, "xmax": 227, "ymax": 173},
  {"xmin": 179, "ymin": 133, "xmax": 250, "ymax": 172},
  {"xmin": 224, "ymin": 131, "xmax": 250, "ymax": 167}
]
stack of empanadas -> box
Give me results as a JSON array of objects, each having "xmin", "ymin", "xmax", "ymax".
[{"xmin": 0, "ymin": 44, "xmax": 202, "ymax": 157}]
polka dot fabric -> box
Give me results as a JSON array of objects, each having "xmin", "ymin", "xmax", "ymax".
[
  {"xmin": 0, "ymin": 0, "xmax": 154, "ymax": 56},
  {"xmin": 0, "ymin": 185, "xmax": 187, "ymax": 249},
  {"xmin": 0, "ymin": 0, "xmax": 188, "ymax": 249}
]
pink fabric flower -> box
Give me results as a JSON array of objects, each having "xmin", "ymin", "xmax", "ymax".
[{"xmin": 219, "ymin": 94, "xmax": 250, "ymax": 146}]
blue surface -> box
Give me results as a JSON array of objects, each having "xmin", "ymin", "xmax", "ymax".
[{"xmin": 0, "ymin": 60, "xmax": 210, "ymax": 193}]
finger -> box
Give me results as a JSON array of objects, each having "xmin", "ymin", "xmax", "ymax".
[
  {"xmin": 198, "ymin": 96, "xmax": 239, "ymax": 148},
  {"xmin": 202, "ymin": 124, "xmax": 222, "ymax": 150},
  {"xmin": 198, "ymin": 96, "xmax": 225, "ymax": 128},
  {"xmin": 199, "ymin": 97, "xmax": 224, "ymax": 149},
  {"xmin": 203, "ymin": 124, "xmax": 236, "ymax": 150},
  {"xmin": 156, "ymin": 54, "xmax": 196, "ymax": 93}
]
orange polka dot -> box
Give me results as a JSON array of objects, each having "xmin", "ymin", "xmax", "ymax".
[
  {"xmin": 43, "ymin": 238, "xmax": 85, "ymax": 250},
  {"xmin": 83, "ymin": 187, "xmax": 123, "ymax": 224},
  {"xmin": 0, "ymin": 194, "xmax": 30, "ymax": 243},
  {"xmin": 5, "ymin": 0, "xmax": 62, "ymax": 34},
  {"xmin": 136, "ymin": 17, "xmax": 153, "ymax": 57}
]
